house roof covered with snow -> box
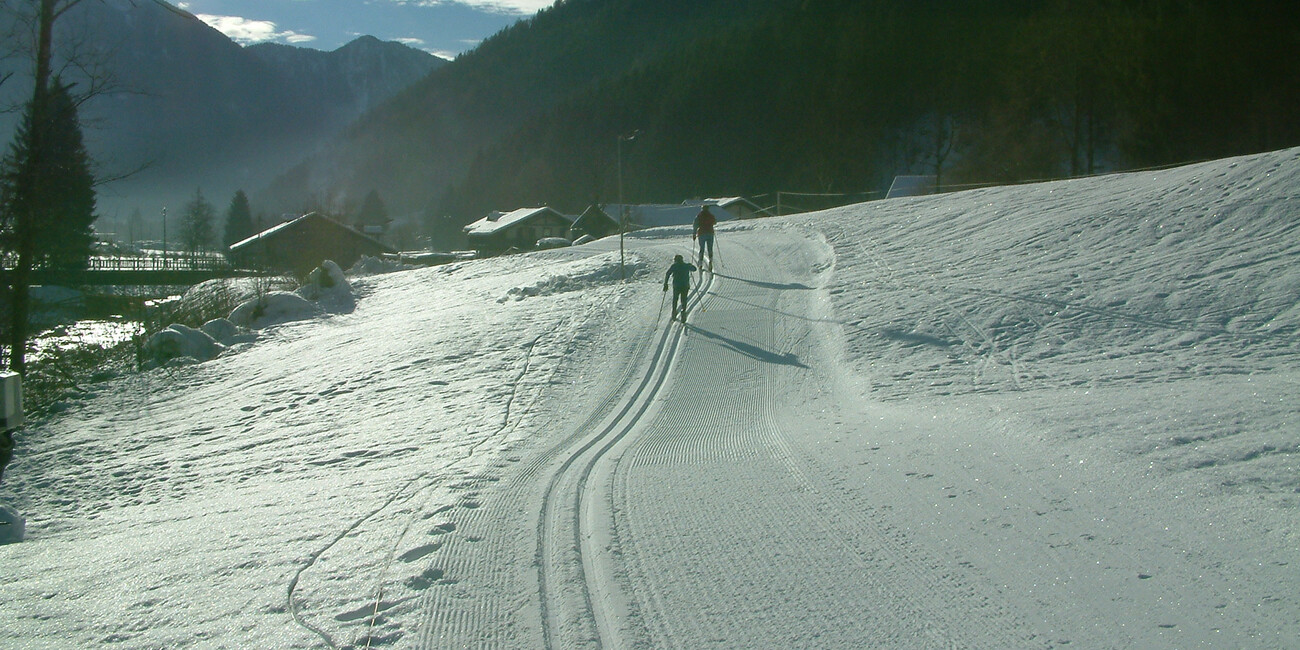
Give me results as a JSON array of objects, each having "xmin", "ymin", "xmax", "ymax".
[
  {"xmin": 603, "ymin": 203, "xmax": 736, "ymax": 229},
  {"xmin": 463, "ymin": 207, "xmax": 572, "ymax": 236}
]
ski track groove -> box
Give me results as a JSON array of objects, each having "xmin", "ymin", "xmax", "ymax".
[
  {"xmin": 539, "ymin": 272, "xmax": 716, "ymax": 648},
  {"xmin": 606, "ymin": 233, "xmax": 1045, "ymax": 648},
  {"xmin": 407, "ymin": 290, "xmax": 627, "ymax": 649},
  {"xmin": 396, "ymin": 245, "xmax": 712, "ymax": 648}
]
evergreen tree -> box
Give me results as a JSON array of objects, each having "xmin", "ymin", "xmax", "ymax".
[
  {"xmin": 180, "ymin": 188, "xmax": 215, "ymax": 258},
  {"xmin": 222, "ymin": 189, "xmax": 255, "ymax": 250},
  {"xmin": 1, "ymin": 79, "xmax": 98, "ymax": 271},
  {"xmin": 355, "ymin": 189, "xmax": 389, "ymax": 232},
  {"xmin": 1, "ymin": 76, "xmax": 98, "ymax": 373}
]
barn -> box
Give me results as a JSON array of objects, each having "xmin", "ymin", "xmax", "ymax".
[
  {"xmin": 463, "ymin": 207, "xmax": 574, "ymax": 255},
  {"xmin": 228, "ymin": 212, "xmax": 396, "ymax": 276}
]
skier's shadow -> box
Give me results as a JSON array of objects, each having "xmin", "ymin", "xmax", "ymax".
[
  {"xmin": 711, "ymin": 272, "xmax": 811, "ymax": 291},
  {"xmin": 685, "ymin": 324, "xmax": 808, "ymax": 368}
]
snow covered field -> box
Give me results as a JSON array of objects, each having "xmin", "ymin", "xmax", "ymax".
[{"xmin": 1, "ymin": 147, "xmax": 1297, "ymax": 648}]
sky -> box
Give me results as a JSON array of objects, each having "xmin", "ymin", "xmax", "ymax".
[
  {"xmin": 0, "ymin": 147, "xmax": 1296, "ymax": 647},
  {"xmin": 175, "ymin": 0, "xmax": 558, "ymax": 59}
]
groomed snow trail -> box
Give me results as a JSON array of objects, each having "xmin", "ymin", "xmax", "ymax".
[{"xmin": 578, "ymin": 227, "xmax": 1039, "ymax": 648}]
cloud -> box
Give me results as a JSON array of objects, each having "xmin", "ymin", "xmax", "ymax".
[
  {"xmin": 195, "ymin": 14, "xmax": 317, "ymax": 46},
  {"xmin": 383, "ymin": 0, "xmax": 557, "ymax": 16}
]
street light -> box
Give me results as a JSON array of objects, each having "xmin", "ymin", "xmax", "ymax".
[{"xmin": 617, "ymin": 130, "xmax": 640, "ymax": 281}]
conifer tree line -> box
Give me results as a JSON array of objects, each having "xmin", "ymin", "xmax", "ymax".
[{"xmin": 434, "ymin": 0, "xmax": 1298, "ymax": 223}]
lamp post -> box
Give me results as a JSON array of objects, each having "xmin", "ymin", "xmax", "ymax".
[
  {"xmin": 161, "ymin": 206, "xmax": 167, "ymax": 269},
  {"xmin": 617, "ymin": 130, "xmax": 640, "ymax": 281}
]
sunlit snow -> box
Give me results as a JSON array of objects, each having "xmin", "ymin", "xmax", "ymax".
[{"xmin": 1, "ymin": 148, "xmax": 1297, "ymax": 648}]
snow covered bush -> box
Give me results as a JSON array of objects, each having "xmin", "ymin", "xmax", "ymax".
[
  {"xmin": 226, "ymin": 261, "xmax": 356, "ymax": 329},
  {"xmin": 141, "ymin": 324, "xmax": 224, "ymax": 368},
  {"xmin": 200, "ymin": 318, "xmax": 255, "ymax": 346},
  {"xmin": 295, "ymin": 260, "xmax": 355, "ymax": 313},
  {"xmin": 228, "ymin": 292, "xmax": 317, "ymax": 329}
]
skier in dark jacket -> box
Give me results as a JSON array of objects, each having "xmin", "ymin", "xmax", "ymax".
[
  {"xmin": 693, "ymin": 205, "xmax": 717, "ymax": 271},
  {"xmin": 663, "ymin": 254, "xmax": 697, "ymax": 323}
]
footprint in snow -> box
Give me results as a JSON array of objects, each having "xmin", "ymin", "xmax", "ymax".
[
  {"xmin": 404, "ymin": 568, "xmax": 446, "ymax": 591},
  {"xmin": 398, "ymin": 542, "xmax": 442, "ymax": 563}
]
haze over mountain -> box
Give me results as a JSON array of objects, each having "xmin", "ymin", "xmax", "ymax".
[{"xmin": 0, "ymin": 0, "xmax": 442, "ymax": 239}]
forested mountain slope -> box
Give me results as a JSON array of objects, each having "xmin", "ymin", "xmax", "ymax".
[{"xmin": 262, "ymin": 0, "xmax": 1299, "ymax": 248}]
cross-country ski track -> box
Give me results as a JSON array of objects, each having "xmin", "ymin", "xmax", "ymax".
[{"xmin": 392, "ymin": 222, "xmax": 1288, "ymax": 648}]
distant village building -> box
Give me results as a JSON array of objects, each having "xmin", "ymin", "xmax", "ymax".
[
  {"xmin": 602, "ymin": 203, "xmax": 738, "ymax": 229},
  {"xmin": 228, "ymin": 212, "xmax": 396, "ymax": 276},
  {"xmin": 569, "ymin": 205, "xmax": 621, "ymax": 241},
  {"xmin": 463, "ymin": 207, "xmax": 574, "ymax": 255},
  {"xmin": 685, "ymin": 197, "xmax": 771, "ymax": 220},
  {"xmin": 886, "ymin": 175, "xmax": 939, "ymax": 199}
]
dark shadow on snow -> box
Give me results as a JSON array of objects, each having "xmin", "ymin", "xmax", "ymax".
[
  {"xmin": 711, "ymin": 272, "xmax": 812, "ymax": 291},
  {"xmin": 701, "ymin": 292, "xmax": 843, "ymax": 325},
  {"xmin": 685, "ymin": 324, "xmax": 809, "ymax": 368}
]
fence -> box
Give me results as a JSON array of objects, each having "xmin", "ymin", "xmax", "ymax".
[{"xmin": 85, "ymin": 253, "xmax": 236, "ymax": 272}]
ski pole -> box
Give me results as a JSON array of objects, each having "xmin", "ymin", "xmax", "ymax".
[{"xmin": 658, "ymin": 281, "xmax": 668, "ymax": 323}]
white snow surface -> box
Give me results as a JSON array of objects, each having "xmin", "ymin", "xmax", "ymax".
[{"xmin": 2, "ymin": 148, "xmax": 1298, "ymax": 648}]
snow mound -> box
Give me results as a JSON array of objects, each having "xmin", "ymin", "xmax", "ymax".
[
  {"xmin": 295, "ymin": 260, "xmax": 355, "ymax": 313},
  {"xmin": 228, "ymin": 261, "xmax": 356, "ymax": 329},
  {"xmin": 200, "ymin": 318, "xmax": 255, "ymax": 346},
  {"xmin": 348, "ymin": 255, "xmax": 412, "ymax": 277},
  {"xmin": 536, "ymin": 237, "xmax": 572, "ymax": 250},
  {"xmin": 228, "ymin": 292, "xmax": 317, "ymax": 329},
  {"xmin": 0, "ymin": 503, "xmax": 23, "ymax": 545},
  {"xmin": 141, "ymin": 324, "xmax": 224, "ymax": 368},
  {"xmin": 500, "ymin": 253, "xmax": 646, "ymax": 302}
]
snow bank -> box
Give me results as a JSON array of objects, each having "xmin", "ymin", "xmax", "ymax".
[
  {"xmin": 348, "ymin": 255, "xmax": 412, "ymax": 276},
  {"xmin": 141, "ymin": 324, "xmax": 224, "ymax": 368},
  {"xmin": 227, "ymin": 292, "xmax": 317, "ymax": 329},
  {"xmin": 0, "ymin": 503, "xmax": 22, "ymax": 544},
  {"xmin": 536, "ymin": 237, "xmax": 572, "ymax": 250},
  {"xmin": 499, "ymin": 252, "xmax": 646, "ymax": 302}
]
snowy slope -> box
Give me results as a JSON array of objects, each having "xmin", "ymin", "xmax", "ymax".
[{"xmin": 1, "ymin": 148, "xmax": 1297, "ymax": 648}]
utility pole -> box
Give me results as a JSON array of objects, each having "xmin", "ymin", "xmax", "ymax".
[{"xmin": 617, "ymin": 130, "xmax": 639, "ymax": 281}]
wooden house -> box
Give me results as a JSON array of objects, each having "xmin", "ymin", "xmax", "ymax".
[
  {"xmin": 569, "ymin": 205, "xmax": 621, "ymax": 241},
  {"xmin": 463, "ymin": 207, "xmax": 574, "ymax": 255},
  {"xmin": 228, "ymin": 212, "xmax": 396, "ymax": 276}
]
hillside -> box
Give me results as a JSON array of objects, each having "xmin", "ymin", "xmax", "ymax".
[
  {"xmin": 263, "ymin": 0, "xmax": 1299, "ymax": 246},
  {"xmin": 257, "ymin": 0, "xmax": 794, "ymax": 219},
  {"xmin": 1, "ymin": 148, "xmax": 1296, "ymax": 647},
  {"xmin": 0, "ymin": 0, "xmax": 442, "ymax": 234}
]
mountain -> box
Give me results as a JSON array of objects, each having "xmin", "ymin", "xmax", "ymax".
[
  {"xmin": 261, "ymin": 0, "xmax": 1299, "ymax": 248},
  {"xmin": 258, "ymin": 0, "xmax": 791, "ymax": 223},
  {"xmin": 0, "ymin": 0, "xmax": 443, "ymax": 237}
]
